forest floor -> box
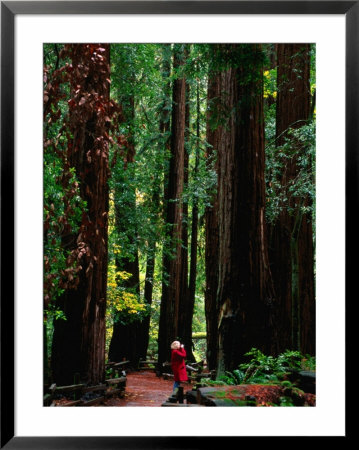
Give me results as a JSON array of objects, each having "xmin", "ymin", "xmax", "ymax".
[
  {"xmin": 103, "ymin": 370, "xmax": 193, "ymax": 407},
  {"xmin": 52, "ymin": 370, "xmax": 315, "ymax": 407},
  {"xmin": 102, "ymin": 370, "xmax": 315, "ymax": 407}
]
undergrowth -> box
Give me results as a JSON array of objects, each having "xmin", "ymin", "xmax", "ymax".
[{"xmin": 198, "ymin": 348, "xmax": 315, "ymax": 387}]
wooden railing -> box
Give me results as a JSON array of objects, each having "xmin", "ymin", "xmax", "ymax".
[{"xmin": 44, "ymin": 361, "xmax": 130, "ymax": 406}]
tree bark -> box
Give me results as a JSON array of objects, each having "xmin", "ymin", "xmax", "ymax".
[
  {"xmin": 51, "ymin": 44, "xmax": 110, "ymax": 385},
  {"xmin": 204, "ymin": 69, "xmax": 221, "ymax": 371},
  {"xmin": 216, "ymin": 45, "xmax": 277, "ymax": 375},
  {"xmin": 187, "ymin": 81, "xmax": 201, "ymax": 362},
  {"xmin": 158, "ymin": 44, "xmax": 186, "ymax": 367},
  {"xmin": 178, "ymin": 72, "xmax": 196, "ymax": 362},
  {"xmin": 272, "ymin": 44, "xmax": 315, "ymax": 354},
  {"xmin": 141, "ymin": 238, "xmax": 156, "ymax": 358}
]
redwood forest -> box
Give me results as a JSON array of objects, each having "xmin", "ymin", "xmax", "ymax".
[{"xmin": 43, "ymin": 43, "xmax": 316, "ymax": 407}]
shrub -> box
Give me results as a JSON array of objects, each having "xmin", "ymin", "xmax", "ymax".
[{"xmin": 213, "ymin": 348, "xmax": 316, "ymax": 386}]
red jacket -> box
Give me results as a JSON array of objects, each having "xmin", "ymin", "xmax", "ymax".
[{"xmin": 171, "ymin": 347, "xmax": 188, "ymax": 382}]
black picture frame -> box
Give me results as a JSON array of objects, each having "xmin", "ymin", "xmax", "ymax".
[{"xmin": 1, "ymin": 1, "xmax": 352, "ymax": 447}]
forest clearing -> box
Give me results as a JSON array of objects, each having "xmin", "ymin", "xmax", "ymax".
[{"xmin": 43, "ymin": 43, "xmax": 316, "ymax": 407}]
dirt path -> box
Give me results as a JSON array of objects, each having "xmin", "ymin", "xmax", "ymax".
[{"xmin": 103, "ymin": 370, "xmax": 193, "ymax": 407}]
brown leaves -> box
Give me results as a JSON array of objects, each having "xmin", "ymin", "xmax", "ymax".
[{"xmin": 44, "ymin": 44, "xmax": 122, "ymax": 305}]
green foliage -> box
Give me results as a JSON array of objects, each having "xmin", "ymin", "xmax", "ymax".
[
  {"xmin": 209, "ymin": 348, "xmax": 315, "ymax": 387},
  {"xmin": 264, "ymin": 44, "xmax": 316, "ymax": 236},
  {"xmin": 239, "ymin": 348, "xmax": 315, "ymax": 383},
  {"xmin": 276, "ymin": 349, "xmax": 305, "ymax": 371},
  {"xmin": 105, "ymin": 366, "xmax": 113, "ymax": 379},
  {"xmin": 265, "ymin": 120, "xmax": 316, "ymax": 225},
  {"xmin": 43, "ymin": 152, "xmax": 86, "ymax": 305},
  {"xmin": 107, "ymin": 261, "xmax": 149, "ymax": 326},
  {"xmin": 192, "ymin": 331, "xmax": 206, "ymax": 339},
  {"xmin": 278, "ymin": 396, "xmax": 295, "ymax": 407},
  {"xmin": 217, "ymin": 369, "xmax": 245, "ymax": 386},
  {"xmin": 302, "ymin": 355, "xmax": 316, "ymax": 371}
]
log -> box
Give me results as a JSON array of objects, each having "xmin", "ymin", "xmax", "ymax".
[
  {"xmin": 82, "ymin": 384, "xmax": 107, "ymax": 393},
  {"xmin": 186, "ymin": 365, "xmax": 199, "ymax": 372},
  {"xmin": 82, "ymin": 396, "xmax": 105, "ymax": 406},
  {"xmin": 197, "ymin": 385, "xmax": 282, "ymax": 406},
  {"xmin": 113, "ymin": 361, "xmax": 130, "ymax": 367},
  {"xmin": 55, "ymin": 384, "xmax": 85, "ymax": 393},
  {"xmin": 297, "ymin": 371, "xmax": 316, "ymax": 394},
  {"xmin": 190, "ymin": 360, "xmax": 205, "ymax": 366},
  {"xmin": 195, "ymin": 372, "xmax": 212, "ymax": 379},
  {"xmin": 287, "ymin": 370, "xmax": 316, "ymax": 394}
]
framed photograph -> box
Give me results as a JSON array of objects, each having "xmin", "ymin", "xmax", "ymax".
[{"xmin": 1, "ymin": 1, "xmax": 351, "ymax": 447}]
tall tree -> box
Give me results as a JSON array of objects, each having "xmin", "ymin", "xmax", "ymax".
[
  {"xmin": 158, "ymin": 44, "xmax": 187, "ymax": 367},
  {"xmin": 50, "ymin": 44, "xmax": 114, "ymax": 385},
  {"xmin": 215, "ymin": 45, "xmax": 277, "ymax": 375},
  {"xmin": 140, "ymin": 45, "xmax": 173, "ymax": 360},
  {"xmin": 204, "ymin": 68, "xmax": 221, "ymax": 371},
  {"xmin": 177, "ymin": 65, "xmax": 196, "ymax": 362},
  {"xmin": 186, "ymin": 80, "xmax": 201, "ymax": 362},
  {"xmin": 270, "ymin": 44, "xmax": 315, "ymax": 354}
]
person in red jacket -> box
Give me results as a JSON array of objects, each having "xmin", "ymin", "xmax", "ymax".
[{"xmin": 170, "ymin": 340, "xmax": 188, "ymax": 394}]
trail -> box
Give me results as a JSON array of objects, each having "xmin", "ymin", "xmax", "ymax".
[{"xmin": 103, "ymin": 370, "xmax": 193, "ymax": 407}]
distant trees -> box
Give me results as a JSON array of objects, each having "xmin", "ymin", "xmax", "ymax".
[
  {"xmin": 108, "ymin": 57, "xmax": 141, "ymax": 365},
  {"xmin": 108, "ymin": 102, "xmax": 142, "ymax": 363}
]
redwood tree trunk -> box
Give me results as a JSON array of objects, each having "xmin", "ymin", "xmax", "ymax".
[
  {"xmin": 51, "ymin": 44, "xmax": 111, "ymax": 385},
  {"xmin": 141, "ymin": 238, "xmax": 156, "ymax": 358},
  {"xmin": 158, "ymin": 44, "xmax": 186, "ymax": 367},
  {"xmin": 216, "ymin": 45, "xmax": 277, "ymax": 375},
  {"xmin": 272, "ymin": 44, "xmax": 315, "ymax": 354},
  {"xmin": 204, "ymin": 70, "xmax": 221, "ymax": 371},
  {"xmin": 141, "ymin": 47, "xmax": 173, "ymax": 362},
  {"xmin": 187, "ymin": 81, "xmax": 201, "ymax": 362},
  {"xmin": 178, "ymin": 75, "xmax": 196, "ymax": 362}
]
